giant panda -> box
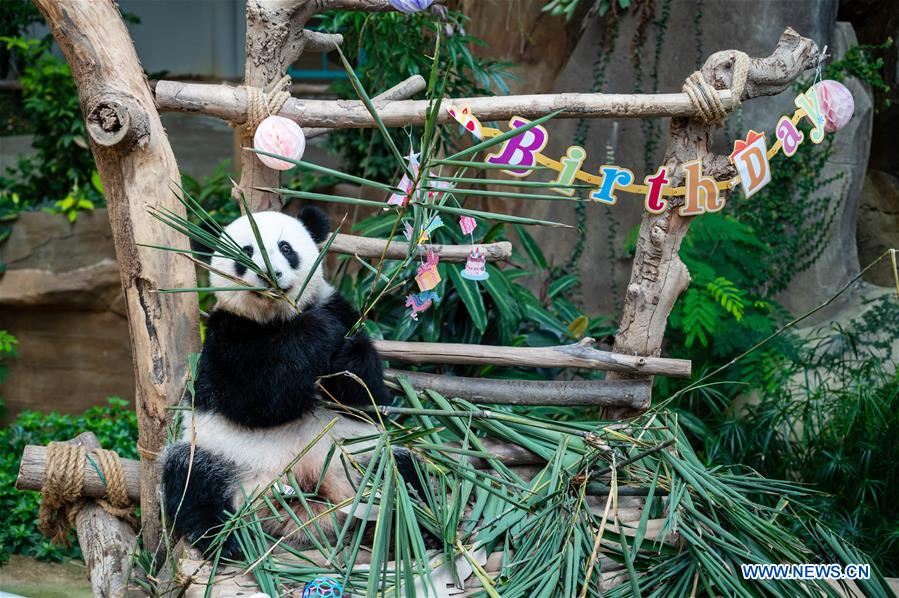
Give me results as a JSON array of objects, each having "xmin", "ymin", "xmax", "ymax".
[{"xmin": 161, "ymin": 207, "xmax": 415, "ymax": 559}]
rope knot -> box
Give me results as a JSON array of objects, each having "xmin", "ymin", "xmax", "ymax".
[
  {"xmin": 38, "ymin": 442, "xmax": 135, "ymax": 545},
  {"xmin": 241, "ymin": 74, "xmax": 292, "ymax": 133},
  {"xmin": 682, "ymin": 51, "xmax": 750, "ymax": 124}
]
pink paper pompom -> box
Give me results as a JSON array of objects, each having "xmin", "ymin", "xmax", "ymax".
[
  {"xmin": 815, "ymin": 80, "xmax": 854, "ymax": 133},
  {"xmin": 253, "ymin": 115, "xmax": 305, "ymax": 170}
]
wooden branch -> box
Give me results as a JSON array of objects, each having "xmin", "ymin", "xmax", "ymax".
[
  {"xmin": 35, "ymin": 0, "xmax": 200, "ymax": 552},
  {"xmin": 302, "ymin": 30, "xmax": 344, "ymax": 52},
  {"xmin": 326, "ymin": 233, "xmax": 511, "ymax": 262},
  {"xmin": 604, "ymin": 27, "xmax": 819, "ymax": 419},
  {"xmin": 156, "ymin": 82, "xmax": 739, "ymax": 128},
  {"xmin": 375, "ymin": 338, "xmax": 691, "ymax": 378},
  {"xmin": 304, "ymin": 75, "xmax": 427, "ymax": 139},
  {"xmin": 16, "ymin": 433, "xmax": 137, "ymax": 598},
  {"xmin": 385, "ymin": 369, "xmax": 650, "ymax": 408}
]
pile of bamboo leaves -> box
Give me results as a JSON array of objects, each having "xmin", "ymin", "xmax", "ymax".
[{"xmin": 175, "ymin": 383, "xmax": 892, "ymax": 597}]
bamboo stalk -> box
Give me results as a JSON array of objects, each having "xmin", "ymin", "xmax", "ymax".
[
  {"xmin": 155, "ymin": 81, "xmax": 737, "ymax": 126},
  {"xmin": 376, "ymin": 339, "xmax": 691, "ymax": 378},
  {"xmin": 384, "ymin": 369, "xmax": 651, "ymax": 408}
]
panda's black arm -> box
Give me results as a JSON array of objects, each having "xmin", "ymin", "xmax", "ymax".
[
  {"xmin": 196, "ymin": 308, "xmax": 346, "ymax": 427},
  {"xmin": 319, "ymin": 292, "xmax": 391, "ymax": 406}
]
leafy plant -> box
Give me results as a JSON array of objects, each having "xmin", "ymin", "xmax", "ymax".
[
  {"xmin": 0, "ymin": 35, "xmax": 102, "ymax": 212},
  {"xmin": 317, "ymin": 8, "xmax": 512, "ymax": 180},
  {"xmin": 0, "ymin": 330, "xmax": 19, "ymax": 419},
  {"xmin": 0, "ymin": 398, "xmax": 138, "ymax": 563}
]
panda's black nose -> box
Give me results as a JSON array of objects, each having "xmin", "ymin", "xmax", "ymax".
[{"xmin": 275, "ymin": 271, "xmax": 283, "ymax": 278}]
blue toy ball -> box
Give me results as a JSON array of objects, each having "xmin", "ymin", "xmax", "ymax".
[{"xmin": 302, "ymin": 577, "xmax": 344, "ymax": 598}]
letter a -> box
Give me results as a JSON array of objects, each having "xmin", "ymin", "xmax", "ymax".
[
  {"xmin": 775, "ymin": 116, "xmax": 804, "ymax": 157},
  {"xmin": 679, "ymin": 160, "xmax": 724, "ymax": 215},
  {"xmin": 486, "ymin": 117, "xmax": 549, "ymax": 177}
]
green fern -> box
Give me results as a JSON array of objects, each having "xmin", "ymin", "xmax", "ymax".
[{"xmin": 706, "ymin": 276, "xmax": 745, "ymax": 321}]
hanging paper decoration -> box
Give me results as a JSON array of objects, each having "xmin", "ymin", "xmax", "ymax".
[
  {"xmin": 455, "ymin": 81, "xmax": 851, "ymax": 215},
  {"xmin": 415, "ymin": 250, "xmax": 441, "ymax": 291},
  {"xmin": 253, "ymin": 115, "xmax": 305, "ymax": 170},
  {"xmin": 388, "ymin": 0, "xmax": 434, "ymax": 13},
  {"xmin": 387, "ymin": 152, "xmax": 421, "ymax": 207},
  {"xmin": 459, "ymin": 216, "xmax": 477, "ymax": 236},
  {"xmin": 448, "ymin": 104, "xmax": 483, "ymax": 140},
  {"xmin": 729, "ymin": 130, "xmax": 771, "ymax": 198},
  {"xmin": 461, "ymin": 247, "xmax": 489, "ymax": 281},
  {"xmin": 424, "ymin": 215, "xmax": 444, "ymax": 236},
  {"xmin": 406, "ymin": 291, "xmax": 440, "ymax": 320},
  {"xmin": 302, "ymin": 577, "xmax": 344, "ymax": 598},
  {"xmin": 815, "ymin": 79, "xmax": 855, "ymax": 132},
  {"xmin": 427, "ymin": 178, "xmax": 454, "ymax": 200}
]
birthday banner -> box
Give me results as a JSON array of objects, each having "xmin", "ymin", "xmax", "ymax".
[{"xmin": 447, "ymin": 80, "xmax": 853, "ymax": 215}]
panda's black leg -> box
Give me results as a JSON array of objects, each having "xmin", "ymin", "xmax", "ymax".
[
  {"xmin": 322, "ymin": 333, "xmax": 390, "ymax": 406},
  {"xmin": 161, "ymin": 443, "xmax": 241, "ymax": 560}
]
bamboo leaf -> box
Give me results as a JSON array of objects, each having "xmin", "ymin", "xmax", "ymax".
[{"xmin": 448, "ymin": 265, "xmax": 487, "ymax": 334}]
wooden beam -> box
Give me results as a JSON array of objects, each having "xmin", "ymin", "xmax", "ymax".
[
  {"xmin": 17, "ymin": 443, "xmax": 142, "ymax": 502},
  {"xmin": 375, "ymin": 338, "xmax": 691, "ymax": 378},
  {"xmin": 603, "ymin": 27, "xmax": 819, "ymax": 419},
  {"xmin": 385, "ymin": 369, "xmax": 651, "ymax": 408},
  {"xmin": 326, "ymin": 234, "xmax": 512, "ymax": 262},
  {"xmin": 155, "ymin": 81, "xmax": 738, "ymax": 128},
  {"xmin": 34, "ymin": 0, "xmax": 200, "ymax": 551},
  {"xmin": 304, "ymin": 75, "xmax": 427, "ymax": 140}
]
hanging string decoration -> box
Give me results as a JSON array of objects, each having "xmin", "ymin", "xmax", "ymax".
[
  {"xmin": 455, "ymin": 77, "xmax": 852, "ymax": 215},
  {"xmin": 253, "ymin": 116, "xmax": 306, "ymax": 170},
  {"xmin": 815, "ymin": 79, "xmax": 854, "ymax": 132}
]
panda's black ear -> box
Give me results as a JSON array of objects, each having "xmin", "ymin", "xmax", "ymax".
[
  {"xmin": 190, "ymin": 219, "xmax": 220, "ymax": 263},
  {"xmin": 299, "ymin": 205, "xmax": 330, "ymax": 244}
]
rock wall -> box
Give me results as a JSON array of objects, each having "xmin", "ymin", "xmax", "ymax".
[{"xmin": 0, "ymin": 210, "xmax": 133, "ymax": 421}]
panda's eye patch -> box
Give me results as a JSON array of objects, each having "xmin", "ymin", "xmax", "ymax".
[
  {"xmin": 278, "ymin": 241, "xmax": 299, "ymax": 269},
  {"xmin": 234, "ymin": 245, "xmax": 253, "ymax": 276}
]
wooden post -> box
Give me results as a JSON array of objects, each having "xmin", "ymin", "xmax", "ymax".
[
  {"xmin": 33, "ymin": 0, "xmax": 200, "ymax": 551},
  {"xmin": 604, "ymin": 28, "xmax": 819, "ymax": 419}
]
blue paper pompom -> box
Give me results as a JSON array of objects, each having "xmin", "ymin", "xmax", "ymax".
[{"xmin": 302, "ymin": 577, "xmax": 344, "ymax": 598}]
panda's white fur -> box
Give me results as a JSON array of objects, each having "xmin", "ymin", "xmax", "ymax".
[
  {"xmin": 208, "ymin": 211, "xmax": 332, "ymax": 322},
  {"xmin": 161, "ymin": 209, "xmax": 405, "ymax": 558}
]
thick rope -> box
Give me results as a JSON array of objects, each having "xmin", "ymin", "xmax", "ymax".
[
  {"xmin": 38, "ymin": 442, "xmax": 135, "ymax": 545},
  {"xmin": 241, "ymin": 74, "xmax": 292, "ymax": 134},
  {"xmin": 682, "ymin": 50, "xmax": 750, "ymax": 124}
]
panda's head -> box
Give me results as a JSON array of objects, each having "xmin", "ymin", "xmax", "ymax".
[{"xmin": 207, "ymin": 207, "xmax": 332, "ymax": 323}]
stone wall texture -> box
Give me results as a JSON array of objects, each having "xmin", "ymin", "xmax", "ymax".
[{"xmin": 0, "ymin": 210, "xmax": 133, "ymax": 421}]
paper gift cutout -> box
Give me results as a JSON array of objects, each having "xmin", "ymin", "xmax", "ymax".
[
  {"xmin": 415, "ymin": 250, "xmax": 441, "ymax": 291},
  {"xmin": 729, "ymin": 130, "xmax": 771, "ymax": 198},
  {"xmin": 406, "ymin": 291, "xmax": 439, "ymax": 320},
  {"xmin": 459, "ymin": 215, "xmax": 477, "ymax": 236},
  {"xmin": 448, "ymin": 104, "xmax": 483, "ymax": 140},
  {"xmin": 460, "ymin": 247, "xmax": 489, "ymax": 281}
]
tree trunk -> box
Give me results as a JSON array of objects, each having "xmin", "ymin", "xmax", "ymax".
[
  {"xmin": 33, "ymin": 0, "xmax": 200, "ymax": 552},
  {"xmin": 604, "ymin": 28, "xmax": 819, "ymax": 419}
]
